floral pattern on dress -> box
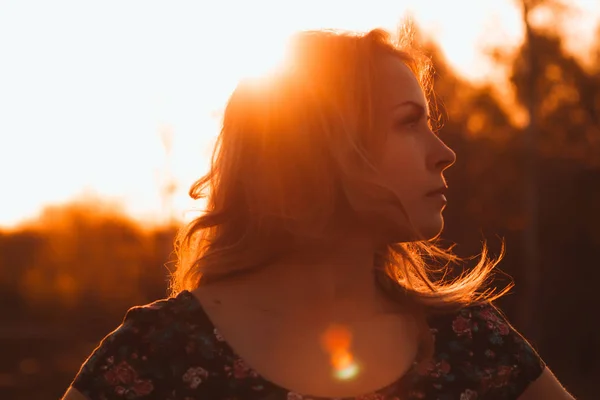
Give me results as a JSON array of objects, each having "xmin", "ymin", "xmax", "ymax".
[{"xmin": 71, "ymin": 291, "xmax": 545, "ymax": 399}]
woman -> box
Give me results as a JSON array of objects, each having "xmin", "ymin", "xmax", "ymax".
[{"xmin": 63, "ymin": 28, "xmax": 573, "ymax": 399}]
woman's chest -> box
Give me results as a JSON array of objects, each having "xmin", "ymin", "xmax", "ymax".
[{"xmin": 212, "ymin": 313, "xmax": 422, "ymax": 399}]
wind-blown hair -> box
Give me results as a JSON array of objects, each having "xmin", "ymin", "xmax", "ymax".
[{"xmin": 170, "ymin": 27, "xmax": 511, "ymax": 314}]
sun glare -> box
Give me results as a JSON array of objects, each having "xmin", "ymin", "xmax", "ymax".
[
  {"xmin": 1, "ymin": 1, "xmax": 599, "ymax": 227},
  {"xmin": 321, "ymin": 324, "xmax": 361, "ymax": 381},
  {"xmin": 235, "ymin": 33, "xmax": 291, "ymax": 82},
  {"xmin": 336, "ymin": 362, "xmax": 361, "ymax": 381}
]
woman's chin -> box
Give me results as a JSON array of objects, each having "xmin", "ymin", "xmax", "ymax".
[
  {"xmin": 408, "ymin": 215, "xmax": 445, "ymax": 242},
  {"xmin": 365, "ymin": 208, "xmax": 445, "ymax": 244},
  {"xmin": 379, "ymin": 221, "xmax": 444, "ymax": 245},
  {"xmin": 422, "ymin": 215, "xmax": 445, "ymax": 238}
]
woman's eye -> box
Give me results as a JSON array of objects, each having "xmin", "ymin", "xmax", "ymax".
[
  {"xmin": 399, "ymin": 115, "xmax": 427, "ymax": 129},
  {"xmin": 395, "ymin": 114, "xmax": 439, "ymax": 135}
]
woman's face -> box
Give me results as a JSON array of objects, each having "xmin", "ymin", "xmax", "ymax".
[{"xmin": 371, "ymin": 55, "xmax": 456, "ymax": 242}]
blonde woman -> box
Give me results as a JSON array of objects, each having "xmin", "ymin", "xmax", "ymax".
[{"xmin": 64, "ymin": 28, "xmax": 573, "ymax": 399}]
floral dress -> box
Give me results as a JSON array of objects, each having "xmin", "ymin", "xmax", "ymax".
[{"xmin": 71, "ymin": 290, "xmax": 545, "ymax": 399}]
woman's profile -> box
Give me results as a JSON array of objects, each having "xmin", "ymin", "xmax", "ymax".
[{"xmin": 63, "ymin": 28, "xmax": 573, "ymax": 399}]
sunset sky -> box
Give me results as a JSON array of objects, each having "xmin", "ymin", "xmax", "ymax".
[{"xmin": 1, "ymin": 0, "xmax": 599, "ymax": 228}]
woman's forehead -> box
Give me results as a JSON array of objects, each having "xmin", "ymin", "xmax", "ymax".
[{"xmin": 374, "ymin": 56, "xmax": 427, "ymax": 112}]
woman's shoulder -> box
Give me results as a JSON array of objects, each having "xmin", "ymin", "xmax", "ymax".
[
  {"xmin": 417, "ymin": 302, "xmax": 546, "ymax": 399},
  {"xmin": 114, "ymin": 290, "xmax": 206, "ymax": 329},
  {"xmin": 430, "ymin": 301, "xmax": 542, "ymax": 358},
  {"xmin": 70, "ymin": 290, "xmax": 224, "ymax": 399}
]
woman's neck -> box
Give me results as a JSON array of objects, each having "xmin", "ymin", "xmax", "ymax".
[{"xmin": 198, "ymin": 231, "xmax": 401, "ymax": 326}]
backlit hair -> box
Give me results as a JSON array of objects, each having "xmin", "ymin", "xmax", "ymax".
[{"xmin": 170, "ymin": 27, "xmax": 511, "ymax": 315}]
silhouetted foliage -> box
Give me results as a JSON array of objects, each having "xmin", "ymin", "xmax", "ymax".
[
  {"xmin": 0, "ymin": 200, "xmax": 178, "ymax": 399},
  {"xmin": 510, "ymin": 31, "xmax": 600, "ymax": 166}
]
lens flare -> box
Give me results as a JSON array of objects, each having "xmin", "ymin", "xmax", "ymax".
[
  {"xmin": 320, "ymin": 324, "xmax": 360, "ymax": 381},
  {"xmin": 335, "ymin": 362, "xmax": 360, "ymax": 380}
]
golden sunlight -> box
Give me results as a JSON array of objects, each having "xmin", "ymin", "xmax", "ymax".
[
  {"xmin": 1, "ymin": 1, "xmax": 598, "ymax": 227},
  {"xmin": 236, "ymin": 33, "xmax": 291, "ymax": 81}
]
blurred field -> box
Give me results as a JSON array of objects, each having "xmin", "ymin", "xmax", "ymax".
[{"xmin": 0, "ymin": 205, "xmax": 177, "ymax": 399}]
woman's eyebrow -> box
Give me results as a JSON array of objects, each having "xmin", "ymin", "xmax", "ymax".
[{"xmin": 392, "ymin": 101, "xmax": 427, "ymax": 115}]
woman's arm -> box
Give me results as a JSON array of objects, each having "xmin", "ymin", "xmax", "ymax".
[
  {"xmin": 518, "ymin": 367, "xmax": 575, "ymax": 400},
  {"xmin": 61, "ymin": 386, "xmax": 89, "ymax": 400}
]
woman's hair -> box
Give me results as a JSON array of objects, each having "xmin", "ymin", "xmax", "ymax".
[{"xmin": 170, "ymin": 26, "xmax": 511, "ymax": 314}]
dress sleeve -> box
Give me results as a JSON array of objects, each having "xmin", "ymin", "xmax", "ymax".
[
  {"xmin": 467, "ymin": 302, "xmax": 546, "ymax": 398},
  {"xmin": 70, "ymin": 306, "xmax": 173, "ymax": 399}
]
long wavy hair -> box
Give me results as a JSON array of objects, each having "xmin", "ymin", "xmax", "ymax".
[{"xmin": 170, "ymin": 27, "xmax": 511, "ymax": 315}]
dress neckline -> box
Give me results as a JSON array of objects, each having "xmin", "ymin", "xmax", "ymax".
[{"xmin": 178, "ymin": 289, "xmax": 420, "ymax": 400}]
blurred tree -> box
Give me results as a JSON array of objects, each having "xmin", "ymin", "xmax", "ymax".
[
  {"xmin": 511, "ymin": 32, "xmax": 600, "ymax": 165},
  {"xmin": 423, "ymin": 14, "xmax": 600, "ymax": 392},
  {"xmin": 509, "ymin": 3, "xmax": 600, "ymax": 167},
  {"xmin": 485, "ymin": 2, "xmax": 600, "ymax": 389},
  {"xmin": 16, "ymin": 198, "xmax": 156, "ymax": 315},
  {"xmin": 0, "ymin": 229, "xmax": 45, "ymax": 317}
]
